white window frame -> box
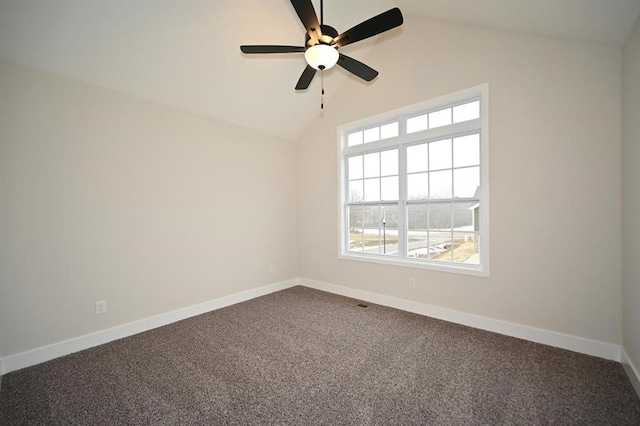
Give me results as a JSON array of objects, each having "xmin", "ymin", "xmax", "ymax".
[{"xmin": 337, "ymin": 84, "xmax": 490, "ymax": 277}]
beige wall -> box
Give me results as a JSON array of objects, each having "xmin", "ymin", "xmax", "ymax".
[
  {"xmin": 297, "ymin": 17, "xmax": 623, "ymax": 345},
  {"xmin": 0, "ymin": 15, "xmax": 629, "ymax": 361},
  {"xmin": 0, "ymin": 62, "xmax": 298, "ymax": 357},
  {"xmin": 623, "ymin": 17, "xmax": 640, "ymax": 369}
]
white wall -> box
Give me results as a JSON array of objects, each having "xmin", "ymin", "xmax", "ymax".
[
  {"xmin": 623, "ymin": 17, "xmax": 640, "ymax": 374},
  {"xmin": 297, "ymin": 17, "xmax": 623, "ymax": 345},
  {"xmin": 0, "ymin": 61, "xmax": 298, "ymax": 358}
]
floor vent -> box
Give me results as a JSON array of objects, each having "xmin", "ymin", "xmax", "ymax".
[{"xmin": 356, "ymin": 303, "xmax": 369, "ymax": 308}]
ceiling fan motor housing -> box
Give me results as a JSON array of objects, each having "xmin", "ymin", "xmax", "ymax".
[{"xmin": 305, "ymin": 24, "xmax": 339, "ymax": 47}]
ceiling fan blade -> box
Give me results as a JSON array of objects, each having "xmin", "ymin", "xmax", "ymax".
[
  {"xmin": 290, "ymin": 0, "xmax": 322, "ymax": 43},
  {"xmin": 332, "ymin": 7, "xmax": 403, "ymax": 48},
  {"xmin": 240, "ymin": 45, "xmax": 305, "ymax": 54},
  {"xmin": 295, "ymin": 65, "xmax": 317, "ymax": 90},
  {"xmin": 337, "ymin": 54, "xmax": 378, "ymax": 82}
]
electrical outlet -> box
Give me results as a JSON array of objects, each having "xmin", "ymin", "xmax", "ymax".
[
  {"xmin": 95, "ymin": 300, "xmax": 107, "ymax": 315},
  {"xmin": 408, "ymin": 277, "xmax": 416, "ymax": 289},
  {"xmin": 269, "ymin": 265, "xmax": 276, "ymax": 274}
]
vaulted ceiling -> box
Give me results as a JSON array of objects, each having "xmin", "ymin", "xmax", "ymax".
[{"xmin": 1, "ymin": 0, "xmax": 639, "ymax": 141}]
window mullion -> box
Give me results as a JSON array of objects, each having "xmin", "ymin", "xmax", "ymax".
[
  {"xmin": 344, "ymin": 157, "xmax": 351, "ymax": 252},
  {"xmin": 398, "ymin": 138, "xmax": 407, "ymax": 259},
  {"xmin": 449, "ymin": 200, "xmax": 454, "ymax": 262}
]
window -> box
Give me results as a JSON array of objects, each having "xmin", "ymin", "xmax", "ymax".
[{"xmin": 339, "ymin": 85, "xmax": 489, "ymax": 276}]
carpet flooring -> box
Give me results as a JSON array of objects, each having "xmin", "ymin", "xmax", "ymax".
[{"xmin": 1, "ymin": 286, "xmax": 639, "ymax": 425}]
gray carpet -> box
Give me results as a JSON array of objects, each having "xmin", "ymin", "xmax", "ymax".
[{"xmin": 1, "ymin": 286, "xmax": 639, "ymax": 425}]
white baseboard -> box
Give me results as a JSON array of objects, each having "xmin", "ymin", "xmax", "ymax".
[
  {"xmin": 300, "ymin": 278, "xmax": 622, "ymax": 362},
  {"xmin": 0, "ymin": 278, "xmax": 625, "ymax": 376},
  {"xmin": 0, "ymin": 279, "xmax": 297, "ymax": 375},
  {"xmin": 621, "ymin": 349, "xmax": 640, "ymax": 398}
]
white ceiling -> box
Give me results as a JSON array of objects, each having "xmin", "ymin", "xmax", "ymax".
[{"xmin": 1, "ymin": 0, "xmax": 639, "ymax": 141}]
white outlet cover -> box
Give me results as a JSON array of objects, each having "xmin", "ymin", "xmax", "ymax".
[{"xmin": 95, "ymin": 300, "xmax": 107, "ymax": 315}]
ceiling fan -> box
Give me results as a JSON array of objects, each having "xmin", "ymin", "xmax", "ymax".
[{"xmin": 240, "ymin": 0, "xmax": 403, "ymax": 92}]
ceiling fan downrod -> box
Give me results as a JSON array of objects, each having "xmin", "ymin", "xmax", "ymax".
[{"xmin": 320, "ymin": 0, "xmax": 324, "ymax": 110}]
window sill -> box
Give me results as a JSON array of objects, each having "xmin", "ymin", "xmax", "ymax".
[{"xmin": 338, "ymin": 253, "xmax": 489, "ymax": 278}]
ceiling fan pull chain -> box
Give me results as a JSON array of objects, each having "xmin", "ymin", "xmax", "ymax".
[{"xmin": 321, "ymin": 70, "xmax": 325, "ymax": 109}]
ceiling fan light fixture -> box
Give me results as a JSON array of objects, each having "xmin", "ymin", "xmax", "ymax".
[{"xmin": 304, "ymin": 44, "xmax": 339, "ymax": 70}]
